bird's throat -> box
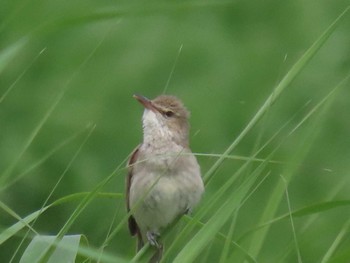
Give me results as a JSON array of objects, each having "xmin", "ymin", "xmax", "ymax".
[{"xmin": 142, "ymin": 110, "xmax": 174, "ymax": 145}]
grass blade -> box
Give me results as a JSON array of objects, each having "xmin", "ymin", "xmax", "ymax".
[
  {"xmin": 20, "ymin": 235, "xmax": 82, "ymax": 263},
  {"xmin": 0, "ymin": 124, "xmax": 93, "ymax": 191},
  {"xmin": 0, "ymin": 192, "xmax": 121, "ymax": 245},
  {"xmin": 0, "ymin": 47, "xmax": 46, "ymax": 104},
  {"xmin": 0, "ymin": 201, "xmax": 38, "ymax": 238},
  {"xmin": 203, "ymin": 6, "xmax": 350, "ymax": 184},
  {"xmin": 246, "ymin": 67, "xmax": 350, "ymax": 257},
  {"xmin": 239, "ymin": 200, "xmax": 350, "ymax": 242},
  {"xmin": 320, "ymin": 220, "xmax": 350, "ymax": 263},
  {"xmin": 172, "ymin": 168, "xmax": 267, "ymax": 263},
  {"xmin": 0, "ymin": 91, "xmax": 66, "ymax": 185},
  {"xmin": 0, "ymin": 38, "xmax": 27, "ymax": 75}
]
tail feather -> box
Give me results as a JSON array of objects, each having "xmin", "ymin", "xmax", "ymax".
[
  {"xmin": 136, "ymin": 232, "xmax": 144, "ymax": 252},
  {"xmin": 149, "ymin": 245, "xmax": 163, "ymax": 263}
]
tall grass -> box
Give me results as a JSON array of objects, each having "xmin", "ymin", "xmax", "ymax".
[{"xmin": 0, "ymin": 1, "xmax": 349, "ymax": 263}]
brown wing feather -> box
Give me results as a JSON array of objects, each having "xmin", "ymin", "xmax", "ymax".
[{"xmin": 126, "ymin": 146, "xmax": 140, "ymax": 237}]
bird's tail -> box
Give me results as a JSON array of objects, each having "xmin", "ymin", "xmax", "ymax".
[
  {"xmin": 149, "ymin": 245, "xmax": 163, "ymax": 263},
  {"xmin": 136, "ymin": 232, "xmax": 144, "ymax": 252}
]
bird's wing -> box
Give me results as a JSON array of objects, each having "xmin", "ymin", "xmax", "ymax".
[{"xmin": 126, "ymin": 145, "xmax": 141, "ymax": 236}]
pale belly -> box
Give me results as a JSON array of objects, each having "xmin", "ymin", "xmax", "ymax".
[{"xmin": 130, "ymin": 171, "xmax": 203, "ymax": 234}]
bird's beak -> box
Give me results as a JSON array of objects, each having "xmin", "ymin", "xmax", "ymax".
[{"xmin": 133, "ymin": 94, "xmax": 158, "ymax": 112}]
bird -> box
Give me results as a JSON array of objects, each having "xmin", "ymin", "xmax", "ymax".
[{"xmin": 126, "ymin": 94, "xmax": 204, "ymax": 262}]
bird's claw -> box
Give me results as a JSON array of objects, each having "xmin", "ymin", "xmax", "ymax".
[
  {"xmin": 185, "ymin": 207, "xmax": 193, "ymax": 215},
  {"xmin": 146, "ymin": 231, "xmax": 161, "ymax": 248}
]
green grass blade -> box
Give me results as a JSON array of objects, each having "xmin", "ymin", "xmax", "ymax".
[
  {"xmin": 75, "ymin": 242, "xmax": 129, "ymax": 263},
  {"xmin": 203, "ymin": 6, "xmax": 350, "ymax": 184},
  {"xmin": 163, "ymin": 44, "xmax": 183, "ymax": 94},
  {"xmin": 0, "ymin": 38, "xmax": 27, "ymax": 75},
  {"xmin": 163, "ymin": 160, "xmax": 265, "ymax": 261},
  {"xmin": 247, "ymin": 93, "xmax": 340, "ymax": 257},
  {"xmin": 246, "ymin": 67, "xmax": 350, "ymax": 257},
  {"xmin": 0, "ymin": 124, "xmax": 93, "ymax": 191},
  {"xmin": 20, "ymin": 235, "xmax": 82, "ymax": 263},
  {"xmin": 272, "ymin": 178, "xmax": 350, "ymax": 263},
  {"xmin": 239, "ymin": 200, "xmax": 350, "ymax": 242},
  {"xmin": 0, "ymin": 201, "xmax": 39, "ymax": 239},
  {"xmin": 277, "ymin": 174, "xmax": 350, "ymax": 261},
  {"xmin": 9, "ymin": 124, "xmax": 96, "ymax": 261},
  {"xmin": 218, "ymin": 211, "xmax": 238, "ymax": 263},
  {"xmin": 169, "ymin": 96, "xmax": 318, "ymax": 262},
  {"xmin": 0, "ymin": 91, "xmax": 66, "ymax": 185},
  {"xmin": 0, "ymin": 207, "xmax": 49, "ymax": 246},
  {"xmin": 0, "ymin": 47, "xmax": 46, "ymax": 104},
  {"xmin": 320, "ymin": 220, "xmax": 350, "ymax": 263},
  {"xmin": 0, "ymin": 18, "xmax": 111, "ymax": 186},
  {"xmin": 36, "ymin": 161, "xmax": 127, "ymax": 262},
  {"xmin": 281, "ymin": 176, "xmax": 302, "ymax": 262},
  {"xmin": 193, "ymin": 152, "xmax": 284, "ymax": 164},
  {"xmin": 0, "ymin": 192, "xmax": 122, "ymax": 245},
  {"xmin": 19, "ymin": 234, "xmax": 128, "ymax": 263},
  {"xmin": 172, "ymin": 167, "xmax": 266, "ymax": 263}
]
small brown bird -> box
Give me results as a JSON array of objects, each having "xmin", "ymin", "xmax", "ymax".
[{"xmin": 126, "ymin": 94, "xmax": 204, "ymax": 262}]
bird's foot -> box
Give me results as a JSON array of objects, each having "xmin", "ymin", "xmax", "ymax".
[
  {"xmin": 185, "ymin": 207, "xmax": 193, "ymax": 215},
  {"xmin": 146, "ymin": 231, "xmax": 162, "ymax": 249}
]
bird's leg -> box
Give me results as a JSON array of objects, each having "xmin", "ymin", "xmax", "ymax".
[{"xmin": 146, "ymin": 231, "xmax": 161, "ymax": 249}]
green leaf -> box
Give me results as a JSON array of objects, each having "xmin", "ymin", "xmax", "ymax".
[{"xmin": 20, "ymin": 235, "xmax": 82, "ymax": 263}]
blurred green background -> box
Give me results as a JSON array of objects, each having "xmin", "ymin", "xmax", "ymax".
[{"xmin": 1, "ymin": 0, "xmax": 350, "ymax": 262}]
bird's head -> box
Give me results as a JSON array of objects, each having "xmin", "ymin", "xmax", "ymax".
[{"xmin": 133, "ymin": 94, "xmax": 190, "ymax": 147}]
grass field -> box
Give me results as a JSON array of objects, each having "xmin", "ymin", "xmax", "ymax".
[{"xmin": 1, "ymin": 1, "xmax": 350, "ymax": 262}]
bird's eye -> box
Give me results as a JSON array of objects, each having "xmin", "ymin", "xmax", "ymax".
[{"xmin": 164, "ymin": 111, "xmax": 174, "ymax": 118}]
